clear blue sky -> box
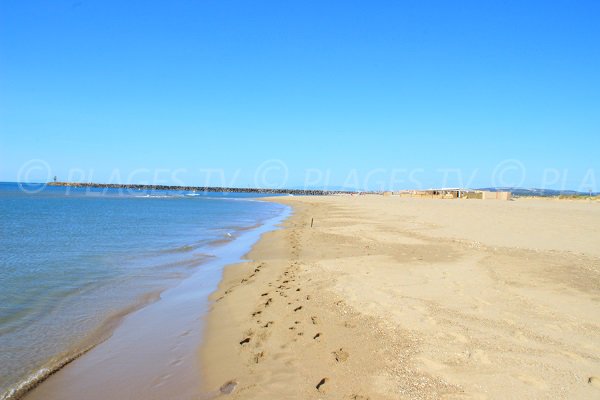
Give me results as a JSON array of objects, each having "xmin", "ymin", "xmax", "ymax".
[{"xmin": 1, "ymin": 0, "xmax": 598, "ymax": 191}]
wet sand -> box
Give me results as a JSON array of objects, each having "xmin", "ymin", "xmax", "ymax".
[
  {"xmin": 200, "ymin": 196, "xmax": 600, "ymax": 399},
  {"xmin": 21, "ymin": 209, "xmax": 289, "ymax": 400}
]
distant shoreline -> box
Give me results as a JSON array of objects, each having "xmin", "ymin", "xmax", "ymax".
[
  {"xmin": 42, "ymin": 182, "xmax": 600, "ymax": 199},
  {"xmin": 47, "ymin": 182, "xmax": 351, "ymax": 196}
]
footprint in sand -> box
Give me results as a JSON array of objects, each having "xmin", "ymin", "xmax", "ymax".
[
  {"xmin": 220, "ymin": 380, "xmax": 237, "ymax": 394},
  {"xmin": 316, "ymin": 378, "xmax": 327, "ymax": 392},
  {"xmin": 333, "ymin": 348, "xmax": 349, "ymax": 362},
  {"xmin": 253, "ymin": 351, "xmax": 264, "ymax": 364},
  {"xmin": 169, "ymin": 359, "xmax": 183, "ymax": 367},
  {"xmin": 294, "ymin": 306, "xmax": 302, "ymax": 312},
  {"xmin": 589, "ymin": 376, "xmax": 600, "ymax": 389},
  {"xmin": 313, "ymin": 333, "xmax": 321, "ymax": 340},
  {"xmin": 239, "ymin": 337, "xmax": 251, "ymax": 345},
  {"xmin": 311, "ymin": 316, "xmax": 318, "ymax": 325}
]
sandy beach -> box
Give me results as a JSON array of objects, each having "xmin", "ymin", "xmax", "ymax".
[
  {"xmin": 200, "ymin": 195, "xmax": 600, "ymax": 399},
  {"xmin": 4, "ymin": 1, "xmax": 598, "ymax": 398}
]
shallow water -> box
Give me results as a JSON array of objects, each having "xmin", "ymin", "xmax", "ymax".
[{"xmin": 0, "ymin": 183, "xmax": 286, "ymax": 399}]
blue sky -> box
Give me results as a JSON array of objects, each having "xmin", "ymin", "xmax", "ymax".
[{"xmin": 1, "ymin": 0, "xmax": 598, "ymax": 191}]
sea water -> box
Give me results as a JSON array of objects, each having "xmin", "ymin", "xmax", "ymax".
[{"xmin": 0, "ymin": 182, "xmax": 287, "ymax": 399}]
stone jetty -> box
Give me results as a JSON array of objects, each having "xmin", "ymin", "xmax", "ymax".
[{"xmin": 47, "ymin": 182, "xmax": 353, "ymax": 196}]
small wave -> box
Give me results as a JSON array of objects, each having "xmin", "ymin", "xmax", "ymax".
[
  {"xmin": 134, "ymin": 194, "xmax": 184, "ymax": 199},
  {"xmin": 160, "ymin": 244, "xmax": 197, "ymax": 254},
  {"xmin": 0, "ymin": 346, "xmax": 93, "ymax": 400},
  {"xmin": 0, "ymin": 291, "xmax": 162, "ymax": 400}
]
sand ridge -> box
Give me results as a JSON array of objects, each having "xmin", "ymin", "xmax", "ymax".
[{"xmin": 200, "ymin": 196, "xmax": 600, "ymax": 399}]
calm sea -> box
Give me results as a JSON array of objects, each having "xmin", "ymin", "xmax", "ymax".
[{"xmin": 0, "ymin": 182, "xmax": 287, "ymax": 399}]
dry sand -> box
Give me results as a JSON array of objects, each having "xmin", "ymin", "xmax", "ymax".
[{"xmin": 200, "ymin": 196, "xmax": 600, "ymax": 399}]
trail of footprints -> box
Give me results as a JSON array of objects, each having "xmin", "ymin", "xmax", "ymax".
[
  {"xmin": 234, "ymin": 259, "xmax": 355, "ymax": 397},
  {"xmin": 225, "ymin": 221, "xmax": 367, "ymax": 398}
]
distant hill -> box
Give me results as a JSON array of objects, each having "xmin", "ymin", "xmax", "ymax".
[{"xmin": 477, "ymin": 187, "xmax": 599, "ymax": 197}]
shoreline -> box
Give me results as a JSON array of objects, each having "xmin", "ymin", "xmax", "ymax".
[
  {"xmin": 200, "ymin": 195, "xmax": 600, "ymax": 399},
  {"xmin": 4, "ymin": 229, "xmax": 232, "ymax": 400},
  {"xmin": 1, "ymin": 290, "xmax": 163, "ymax": 400},
  {"xmin": 9, "ymin": 195, "xmax": 599, "ymax": 399},
  {"xmin": 18, "ymin": 202, "xmax": 291, "ymax": 400}
]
